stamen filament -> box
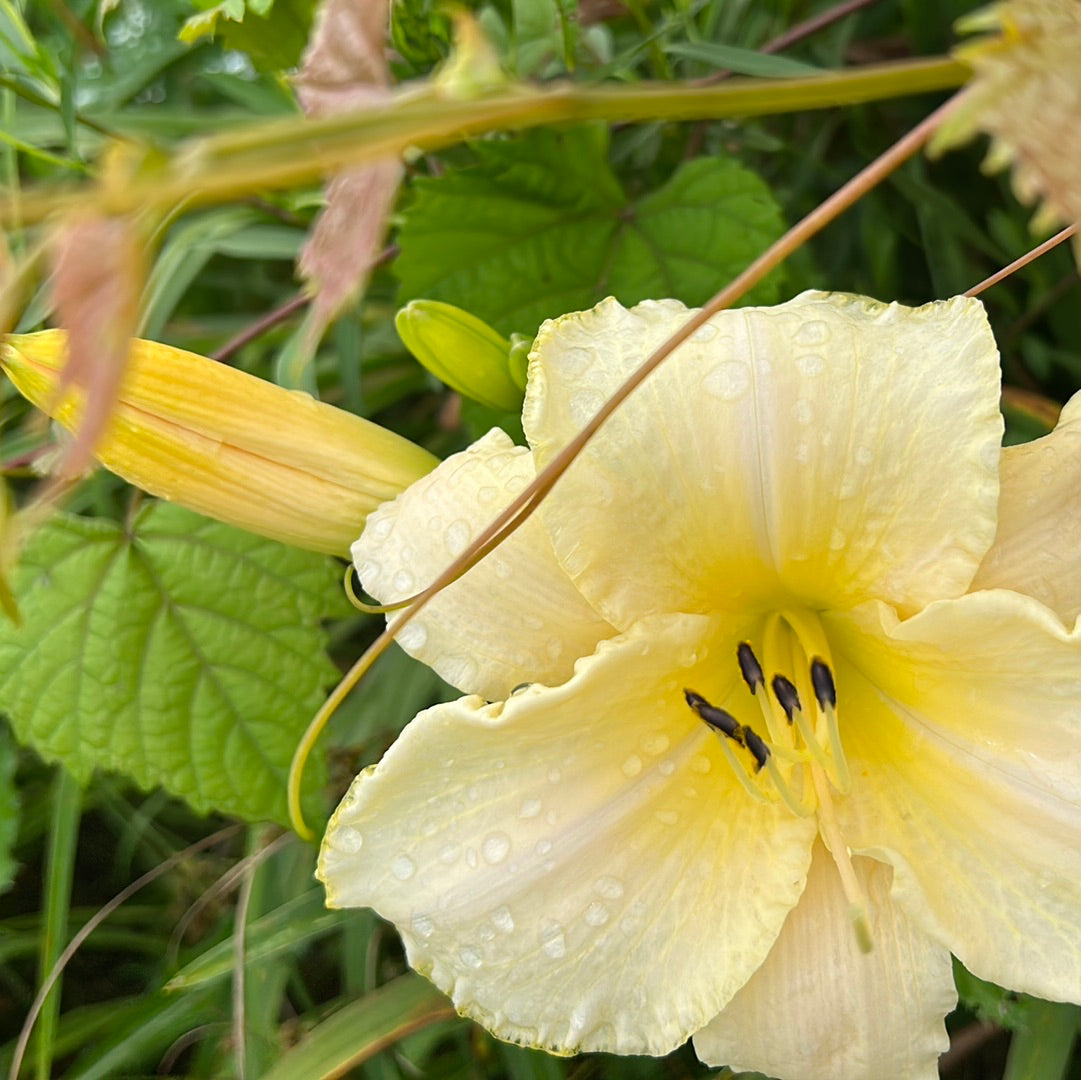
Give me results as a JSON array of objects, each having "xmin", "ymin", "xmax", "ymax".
[
  {"xmin": 752, "ymin": 676, "xmax": 791, "ymax": 747},
  {"xmin": 809, "ymin": 761, "xmax": 873, "ymax": 953},
  {"xmin": 822, "ymin": 701, "xmax": 851, "ymax": 794},
  {"xmin": 713, "ymin": 734, "xmax": 768, "ymax": 803},
  {"xmin": 763, "ymin": 756, "xmax": 813, "ymax": 817},
  {"xmin": 791, "ymin": 704, "xmax": 836, "ymax": 775}
]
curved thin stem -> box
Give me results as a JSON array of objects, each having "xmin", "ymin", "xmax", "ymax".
[
  {"xmin": 965, "ymin": 224, "xmax": 1077, "ymax": 297},
  {"xmin": 10, "ymin": 824, "xmax": 243, "ymax": 1080},
  {"xmin": 288, "ymin": 89, "xmax": 968, "ymax": 839}
]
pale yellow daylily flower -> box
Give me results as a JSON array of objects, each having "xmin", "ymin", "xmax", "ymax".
[
  {"xmin": 1, "ymin": 330, "xmax": 438, "ymax": 555},
  {"xmin": 318, "ymin": 293, "xmax": 1081, "ymax": 1080}
]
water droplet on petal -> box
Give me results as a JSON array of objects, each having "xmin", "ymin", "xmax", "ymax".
[
  {"xmin": 658, "ymin": 759, "xmax": 675, "ymax": 776},
  {"xmin": 412, "ymin": 913, "xmax": 434, "ymax": 938},
  {"xmin": 547, "ymin": 768, "xmax": 562, "ymax": 784},
  {"xmin": 482, "ymin": 832, "xmax": 511, "ymax": 865},
  {"xmin": 541, "ymin": 922, "xmax": 566, "ymax": 959},
  {"xmin": 356, "ymin": 559, "xmax": 380, "ymax": 583},
  {"xmin": 332, "ymin": 827, "xmax": 363, "ymax": 853},
  {"xmin": 691, "ymin": 754, "xmax": 712, "ymax": 774},
  {"xmin": 585, "ymin": 901, "xmax": 610, "ymax": 927},
  {"xmin": 397, "ymin": 622, "xmax": 428, "ymax": 650},
  {"xmin": 641, "ymin": 732, "xmax": 669, "ymax": 756},
  {"xmin": 519, "ymin": 797, "xmax": 542, "ymax": 819},
  {"xmin": 392, "ymin": 569, "xmax": 415, "ymax": 593},
  {"xmin": 392, "ymin": 854, "xmax": 416, "ymax": 881},
  {"xmin": 621, "ymin": 754, "xmax": 643, "ymax": 778},
  {"xmin": 795, "ymin": 319, "xmax": 829, "ymax": 346},
  {"xmin": 445, "ymin": 519, "xmax": 471, "ymax": 556},
  {"xmin": 655, "ymin": 809, "xmax": 679, "ymax": 826},
  {"xmin": 492, "ymin": 905, "xmax": 515, "ymax": 933},
  {"xmin": 692, "ymin": 323, "xmax": 718, "ymax": 342},
  {"xmin": 459, "ymin": 945, "xmax": 483, "ymax": 968},
  {"xmin": 797, "ymin": 353, "xmax": 824, "ymax": 376},
  {"xmin": 439, "ymin": 844, "xmax": 460, "ymax": 864},
  {"xmin": 595, "ymin": 876, "xmax": 624, "ymax": 900},
  {"xmin": 703, "ymin": 361, "xmax": 750, "ymax": 401},
  {"xmin": 535, "ymin": 838, "xmax": 553, "ymax": 855}
]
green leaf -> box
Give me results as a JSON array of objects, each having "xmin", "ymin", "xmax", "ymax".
[
  {"xmin": 0, "ymin": 503, "xmax": 348, "ymax": 827},
  {"xmin": 395, "ymin": 126, "xmax": 785, "ymax": 336},
  {"xmin": 260, "ymin": 974, "xmax": 458, "ymax": 1080},
  {"xmin": 180, "ymin": 0, "xmax": 317, "ymax": 71}
]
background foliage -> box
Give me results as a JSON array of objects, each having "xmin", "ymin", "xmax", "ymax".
[{"xmin": 1, "ymin": 0, "xmax": 1080, "ymax": 1077}]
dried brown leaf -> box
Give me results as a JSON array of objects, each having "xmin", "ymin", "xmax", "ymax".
[
  {"xmin": 295, "ymin": 0, "xmax": 400, "ymax": 336},
  {"xmin": 933, "ymin": 0, "xmax": 1081, "ymax": 260},
  {"xmin": 295, "ymin": 0, "xmax": 390, "ymax": 115},
  {"xmin": 49, "ymin": 214, "xmax": 142, "ymax": 478}
]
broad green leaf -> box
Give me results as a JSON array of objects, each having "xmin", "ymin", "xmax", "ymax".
[
  {"xmin": 0, "ymin": 503, "xmax": 348, "ymax": 826},
  {"xmin": 395, "ymin": 126, "xmax": 785, "ymax": 336},
  {"xmin": 180, "ymin": 0, "xmax": 317, "ymax": 71},
  {"xmin": 0, "ymin": 724, "xmax": 17, "ymax": 896},
  {"xmin": 261, "ymin": 974, "xmax": 458, "ymax": 1080}
]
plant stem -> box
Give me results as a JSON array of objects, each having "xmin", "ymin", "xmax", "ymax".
[
  {"xmin": 1003, "ymin": 1000, "xmax": 1080, "ymax": 1080},
  {"xmin": 3, "ymin": 56, "xmax": 968, "ymax": 227}
]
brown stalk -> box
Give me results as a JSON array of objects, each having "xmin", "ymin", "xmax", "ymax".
[{"xmin": 288, "ymin": 88, "xmax": 969, "ymax": 839}]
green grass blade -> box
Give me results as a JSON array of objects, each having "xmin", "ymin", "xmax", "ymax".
[
  {"xmin": 32, "ymin": 768, "xmax": 81, "ymax": 1080},
  {"xmin": 261, "ymin": 975, "xmax": 458, "ymax": 1080}
]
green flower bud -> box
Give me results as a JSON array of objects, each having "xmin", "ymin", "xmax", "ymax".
[{"xmin": 395, "ymin": 300, "xmax": 523, "ymax": 412}]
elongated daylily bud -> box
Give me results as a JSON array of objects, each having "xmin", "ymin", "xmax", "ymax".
[
  {"xmin": 1, "ymin": 330, "xmax": 438, "ymax": 556},
  {"xmin": 395, "ymin": 300, "xmax": 523, "ymax": 411}
]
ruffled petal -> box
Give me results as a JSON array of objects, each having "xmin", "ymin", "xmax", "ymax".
[
  {"xmin": 353, "ymin": 429, "xmax": 614, "ymax": 699},
  {"xmin": 523, "ymin": 292, "xmax": 1002, "ymax": 628},
  {"xmin": 319, "ymin": 614, "xmax": 816, "ymax": 1056},
  {"xmin": 828, "ymin": 592, "xmax": 1081, "ymax": 1004},
  {"xmin": 693, "ymin": 842, "xmax": 955, "ymax": 1080},
  {"xmin": 971, "ymin": 391, "xmax": 1081, "ymax": 622}
]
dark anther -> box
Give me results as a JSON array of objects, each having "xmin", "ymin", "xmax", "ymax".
[
  {"xmin": 810, "ymin": 658, "xmax": 837, "ymax": 709},
  {"xmin": 771, "ymin": 674, "xmax": 801, "ymax": 722},
  {"xmin": 684, "ymin": 689, "xmax": 745, "ymax": 746},
  {"xmin": 742, "ymin": 725, "xmax": 771, "ymax": 773},
  {"xmin": 737, "ymin": 642, "xmax": 765, "ymax": 692}
]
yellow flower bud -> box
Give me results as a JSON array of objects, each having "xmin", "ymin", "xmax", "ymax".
[
  {"xmin": 1, "ymin": 330, "xmax": 438, "ymax": 556},
  {"xmin": 395, "ymin": 300, "xmax": 523, "ymax": 412}
]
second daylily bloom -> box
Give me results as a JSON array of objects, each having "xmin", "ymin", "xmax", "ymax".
[
  {"xmin": 1, "ymin": 330, "xmax": 438, "ymax": 555},
  {"xmin": 319, "ymin": 292, "xmax": 1081, "ymax": 1079}
]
